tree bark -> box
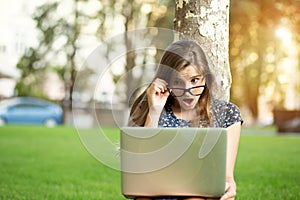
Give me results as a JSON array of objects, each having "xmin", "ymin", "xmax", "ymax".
[{"xmin": 174, "ymin": 0, "xmax": 231, "ymax": 101}]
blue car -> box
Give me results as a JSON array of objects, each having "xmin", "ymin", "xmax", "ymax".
[{"xmin": 0, "ymin": 97, "xmax": 63, "ymax": 127}]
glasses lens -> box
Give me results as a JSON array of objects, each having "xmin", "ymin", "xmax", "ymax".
[
  {"xmin": 190, "ymin": 86, "xmax": 205, "ymax": 95},
  {"xmin": 171, "ymin": 88, "xmax": 185, "ymax": 97}
]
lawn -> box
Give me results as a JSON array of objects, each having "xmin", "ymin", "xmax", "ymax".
[{"xmin": 0, "ymin": 126, "xmax": 299, "ymax": 200}]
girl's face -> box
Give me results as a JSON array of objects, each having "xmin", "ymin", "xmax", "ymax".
[{"xmin": 169, "ymin": 65, "xmax": 206, "ymax": 111}]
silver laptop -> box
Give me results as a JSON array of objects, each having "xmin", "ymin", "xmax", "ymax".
[{"xmin": 120, "ymin": 127, "xmax": 227, "ymax": 199}]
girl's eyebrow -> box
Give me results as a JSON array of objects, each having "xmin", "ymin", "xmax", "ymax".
[
  {"xmin": 175, "ymin": 74, "xmax": 203, "ymax": 80},
  {"xmin": 173, "ymin": 77, "xmax": 184, "ymax": 83},
  {"xmin": 173, "ymin": 76, "xmax": 184, "ymax": 80},
  {"xmin": 189, "ymin": 74, "xmax": 203, "ymax": 79}
]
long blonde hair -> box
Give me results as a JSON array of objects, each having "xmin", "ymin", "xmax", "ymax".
[{"xmin": 128, "ymin": 40, "xmax": 214, "ymax": 127}]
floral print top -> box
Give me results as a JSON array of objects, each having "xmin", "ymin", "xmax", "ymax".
[{"xmin": 158, "ymin": 99, "xmax": 243, "ymax": 128}]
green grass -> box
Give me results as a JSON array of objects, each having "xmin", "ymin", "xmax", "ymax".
[
  {"xmin": 0, "ymin": 126, "xmax": 126, "ymax": 200},
  {"xmin": 235, "ymin": 134, "xmax": 300, "ymax": 199},
  {"xmin": 0, "ymin": 126, "xmax": 299, "ymax": 200}
]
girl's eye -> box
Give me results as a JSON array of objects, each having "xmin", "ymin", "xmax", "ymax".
[
  {"xmin": 173, "ymin": 79, "xmax": 184, "ymax": 86},
  {"xmin": 191, "ymin": 78, "xmax": 199, "ymax": 83}
]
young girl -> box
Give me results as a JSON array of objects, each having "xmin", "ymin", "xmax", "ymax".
[{"xmin": 128, "ymin": 40, "xmax": 243, "ymax": 200}]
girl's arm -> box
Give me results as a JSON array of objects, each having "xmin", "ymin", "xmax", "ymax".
[
  {"xmin": 220, "ymin": 122, "xmax": 241, "ymax": 200},
  {"xmin": 144, "ymin": 78, "xmax": 169, "ymax": 127},
  {"xmin": 144, "ymin": 108, "xmax": 162, "ymax": 127}
]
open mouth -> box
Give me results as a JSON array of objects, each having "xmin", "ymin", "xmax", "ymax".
[{"xmin": 182, "ymin": 98, "xmax": 194, "ymax": 106}]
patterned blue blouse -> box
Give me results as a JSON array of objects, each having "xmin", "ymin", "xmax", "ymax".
[{"xmin": 158, "ymin": 99, "xmax": 243, "ymax": 128}]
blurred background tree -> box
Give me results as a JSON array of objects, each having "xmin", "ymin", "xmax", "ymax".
[
  {"xmin": 230, "ymin": 0, "xmax": 300, "ymax": 124},
  {"xmin": 93, "ymin": 0, "xmax": 175, "ymax": 105},
  {"xmin": 16, "ymin": 0, "xmax": 80, "ymax": 101},
  {"xmin": 15, "ymin": 0, "xmax": 85, "ymax": 122},
  {"xmin": 15, "ymin": 3, "xmax": 60, "ymax": 98},
  {"xmin": 14, "ymin": 0, "xmax": 300, "ymax": 125},
  {"xmin": 15, "ymin": 0, "xmax": 176, "ymax": 123}
]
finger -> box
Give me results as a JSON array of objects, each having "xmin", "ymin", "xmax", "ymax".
[
  {"xmin": 153, "ymin": 79, "xmax": 168, "ymax": 90},
  {"xmin": 163, "ymin": 89, "xmax": 170, "ymax": 96},
  {"xmin": 153, "ymin": 78, "xmax": 168, "ymax": 86},
  {"xmin": 153, "ymin": 84, "xmax": 166, "ymax": 94},
  {"xmin": 225, "ymin": 182, "xmax": 230, "ymax": 192},
  {"xmin": 220, "ymin": 189, "xmax": 236, "ymax": 200},
  {"xmin": 151, "ymin": 81, "xmax": 169, "ymax": 93},
  {"xmin": 147, "ymin": 83, "xmax": 163, "ymax": 94},
  {"xmin": 220, "ymin": 193, "xmax": 236, "ymax": 200}
]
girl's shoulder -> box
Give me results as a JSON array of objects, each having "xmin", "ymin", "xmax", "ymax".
[
  {"xmin": 211, "ymin": 99, "xmax": 240, "ymax": 111},
  {"xmin": 211, "ymin": 99, "xmax": 243, "ymax": 128}
]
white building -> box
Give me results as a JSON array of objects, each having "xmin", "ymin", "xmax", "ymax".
[{"xmin": 0, "ymin": 0, "xmax": 41, "ymax": 97}]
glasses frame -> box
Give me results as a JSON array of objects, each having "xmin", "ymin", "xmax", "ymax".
[{"xmin": 167, "ymin": 85, "xmax": 206, "ymax": 97}]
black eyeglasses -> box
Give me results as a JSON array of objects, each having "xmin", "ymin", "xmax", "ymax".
[{"xmin": 167, "ymin": 85, "xmax": 206, "ymax": 97}]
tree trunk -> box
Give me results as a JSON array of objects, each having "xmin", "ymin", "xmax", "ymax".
[
  {"xmin": 174, "ymin": 0, "xmax": 231, "ymax": 101},
  {"xmin": 63, "ymin": 0, "xmax": 79, "ymax": 124}
]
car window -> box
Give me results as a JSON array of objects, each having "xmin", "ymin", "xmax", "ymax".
[{"xmin": 10, "ymin": 104, "xmax": 44, "ymax": 110}]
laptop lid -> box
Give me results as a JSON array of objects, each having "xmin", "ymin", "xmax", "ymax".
[{"xmin": 120, "ymin": 127, "xmax": 227, "ymax": 199}]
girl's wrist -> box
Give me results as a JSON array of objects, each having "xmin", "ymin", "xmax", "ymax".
[
  {"xmin": 148, "ymin": 105, "xmax": 164, "ymax": 114},
  {"xmin": 144, "ymin": 106, "xmax": 162, "ymax": 127},
  {"xmin": 226, "ymin": 176, "xmax": 235, "ymax": 183}
]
